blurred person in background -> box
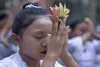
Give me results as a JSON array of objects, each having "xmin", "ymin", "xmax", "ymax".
[
  {"xmin": 68, "ymin": 18, "xmax": 100, "ymax": 67},
  {"xmin": 85, "ymin": 18, "xmax": 100, "ymax": 67},
  {"xmin": 0, "ymin": 0, "xmax": 36, "ymax": 60},
  {"xmin": 0, "ymin": 11, "xmax": 15, "ymax": 60},
  {"xmin": 96, "ymin": 25, "xmax": 100, "ymax": 34},
  {"xmin": 93, "ymin": 24, "xmax": 100, "ymax": 67}
]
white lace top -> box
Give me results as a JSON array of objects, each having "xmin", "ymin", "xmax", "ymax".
[{"xmin": 0, "ymin": 52, "xmax": 63, "ymax": 67}]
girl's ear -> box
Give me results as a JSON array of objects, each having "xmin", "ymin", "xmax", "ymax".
[{"xmin": 12, "ymin": 33, "xmax": 21, "ymax": 45}]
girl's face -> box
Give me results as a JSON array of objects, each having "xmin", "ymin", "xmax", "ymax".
[{"xmin": 17, "ymin": 16, "xmax": 52, "ymax": 60}]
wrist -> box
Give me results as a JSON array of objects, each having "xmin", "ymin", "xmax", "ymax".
[
  {"xmin": 41, "ymin": 53, "xmax": 57, "ymax": 67},
  {"xmin": 89, "ymin": 28, "xmax": 95, "ymax": 33},
  {"xmin": 90, "ymin": 30, "xmax": 96, "ymax": 35},
  {"xmin": 61, "ymin": 52, "xmax": 71, "ymax": 59},
  {"xmin": 61, "ymin": 53, "xmax": 79, "ymax": 67},
  {"xmin": 46, "ymin": 52, "xmax": 58, "ymax": 60},
  {"xmin": 45, "ymin": 53, "xmax": 58, "ymax": 61}
]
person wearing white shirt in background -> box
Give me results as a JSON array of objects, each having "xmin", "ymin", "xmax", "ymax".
[
  {"xmin": 0, "ymin": 11, "xmax": 16, "ymax": 60},
  {"xmin": 0, "ymin": 2, "xmax": 79, "ymax": 67},
  {"xmin": 95, "ymin": 26, "xmax": 100, "ymax": 67},
  {"xmin": 68, "ymin": 18, "xmax": 100, "ymax": 67}
]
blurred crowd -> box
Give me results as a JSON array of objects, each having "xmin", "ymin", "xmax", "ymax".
[
  {"xmin": 57, "ymin": 17, "xmax": 100, "ymax": 67},
  {"xmin": 0, "ymin": 0, "xmax": 100, "ymax": 67},
  {"xmin": 68, "ymin": 18, "xmax": 100, "ymax": 67}
]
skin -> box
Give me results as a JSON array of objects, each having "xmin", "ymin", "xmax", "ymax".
[
  {"xmin": 85, "ymin": 18, "xmax": 100, "ymax": 40},
  {"xmin": 0, "ymin": 13, "xmax": 11, "ymax": 48},
  {"xmin": 71, "ymin": 22, "xmax": 89, "ymax": 37}
]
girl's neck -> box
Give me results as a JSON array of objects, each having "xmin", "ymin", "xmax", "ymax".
[{"xmin": 19, "ymin": 51, "xmax": 40, "ymax": 67}]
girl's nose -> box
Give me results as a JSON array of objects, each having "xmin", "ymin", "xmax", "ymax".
[{"xmin": 42, "ymin": 34, "xmax": 51, "ymax": 47}]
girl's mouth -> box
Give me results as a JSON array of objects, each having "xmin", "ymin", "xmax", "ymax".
[{"xmin": 40, "ymin": 51, "xmax": 47, "ymax": 54}]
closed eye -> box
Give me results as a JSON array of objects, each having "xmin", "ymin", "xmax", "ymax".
[{"xmin": 34, "ymin": 36, "xmax": 43, "ymax": 39}]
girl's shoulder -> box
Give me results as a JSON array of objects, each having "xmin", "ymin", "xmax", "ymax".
[
  {"xmin": 0, "ymin": 55, "xmax": 16, "ymax": 67},
  {"xmin": 0, "ymin": 53, "xmax": 23, "ymax": 67}
]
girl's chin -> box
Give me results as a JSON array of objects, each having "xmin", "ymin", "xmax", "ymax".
[{"xmin": 40, "ymin": 54, "xmax": 46, "ymax": 60}]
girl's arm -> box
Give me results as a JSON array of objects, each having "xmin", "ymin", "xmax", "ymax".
[{"xmin": 60, "ymin": 27, "xmax": 79, "ymax": 67}]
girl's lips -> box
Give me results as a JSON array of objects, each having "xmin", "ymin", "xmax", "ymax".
[{"xmin": 40, "ymin": 51, "xmax": 47, "ymax": 54}]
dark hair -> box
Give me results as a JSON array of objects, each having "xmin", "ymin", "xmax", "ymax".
[
  {"xmin": 12, "ymin": 2, "xmax": 49, "ymax": 36},
  {"xmin": 69, "ymin": 19, "xmax": 84, "ymax": 31}
]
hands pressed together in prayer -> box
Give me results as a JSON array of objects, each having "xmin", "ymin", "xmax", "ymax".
[
  {"xmin": 46, "ymin": 17, "xmax": 68, "ymax": 59},
  {"xmin": 41, "ymin": 17, "xmax": 79, "ymax": 67}
]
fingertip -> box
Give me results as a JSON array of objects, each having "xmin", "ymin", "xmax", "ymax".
[
  {"xmin": 63, "ymin": 19, "xmax": 66, "ymax": 24},
  {"xmin": 65, "ymin": 26, "xmax": 70, "ymax": 33}
]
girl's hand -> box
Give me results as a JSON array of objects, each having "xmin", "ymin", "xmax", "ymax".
[
  {"xmin": 60, "ymin": 18, "xmax": 79, "ymax": 67},
  {"xmin": 60, "ymin": 18, "xmax": 69, "ymax": 56},
  {"xmin": 46, "ymin": 17, "xmax": 66, "ymax": 59},
  {"xmin": 61, "ymin": 26, "xmax": 69, "ymax": 56}
]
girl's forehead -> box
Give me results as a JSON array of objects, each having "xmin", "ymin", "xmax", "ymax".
[
  {"xmin": 26, "ymin": 17, "xmax": 52, "ymax": 32},
  {"xmin": 34, "ymin": 16, "xmax": 52, "ymax": 25},
  {"xmin": 23, "ymin": 16, "xmax": 52, "ymax": 34}
]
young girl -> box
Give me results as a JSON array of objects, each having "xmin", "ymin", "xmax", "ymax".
[{"xmin": 0, "ymin": 2, "xmax": 79, "ymax": 67}]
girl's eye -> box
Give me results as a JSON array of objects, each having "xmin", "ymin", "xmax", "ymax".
[
  {"xmin": 33, "ymin": 34, "xmax": 49, "ymax": 39},
  {"xmin": 35, "ymin": 37, "xmax": 43, "ymax": 39}
]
